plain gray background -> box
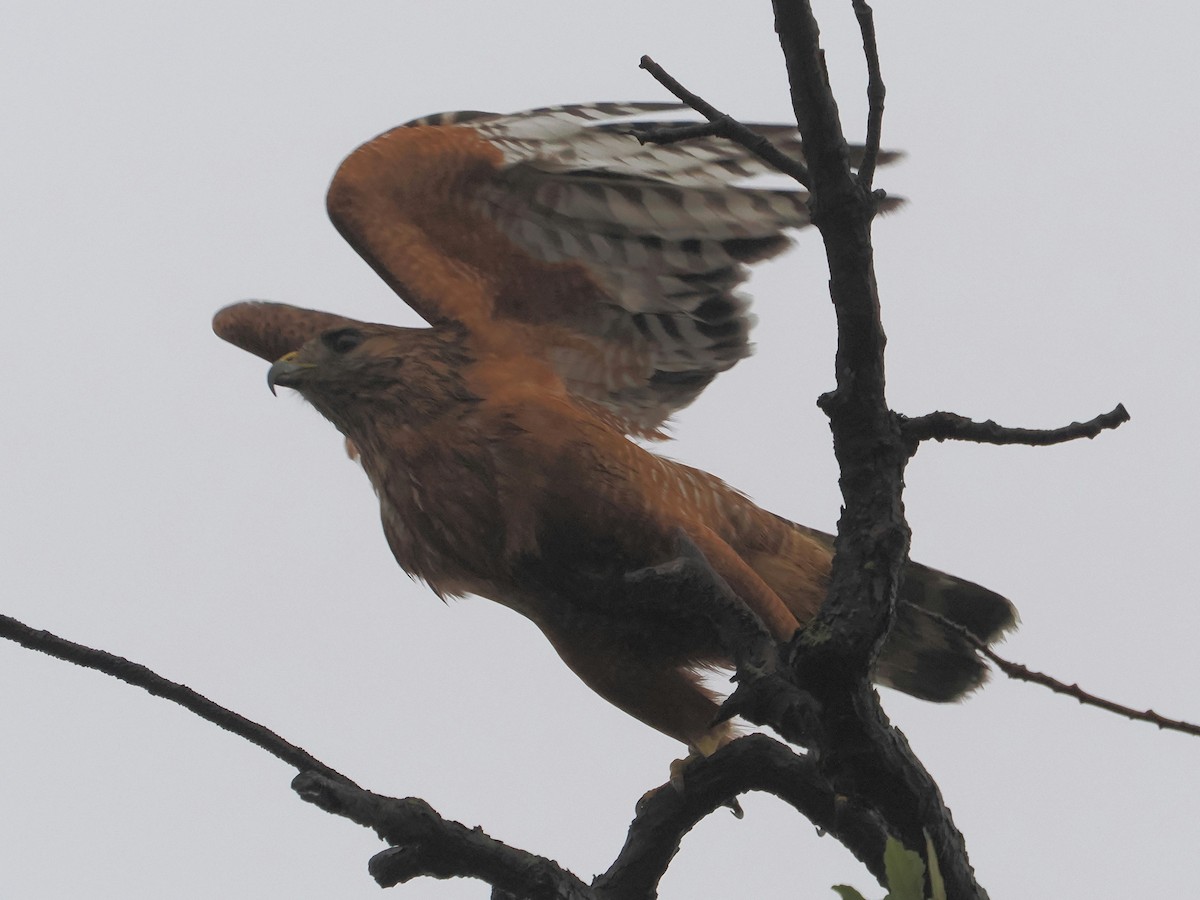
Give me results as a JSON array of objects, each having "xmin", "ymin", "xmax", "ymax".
[{"xmin": 3, "ymin": 2, "xmax": 1198, "ymax": 897}]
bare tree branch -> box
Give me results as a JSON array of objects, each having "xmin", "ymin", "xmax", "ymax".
[
  {"xmin": 596, "ymin": 735, "xmax": 892, "ymax": 895},
  {"xmin": 622, "ymin": 532, "xmax": 829, "ymax": 751},
  {"xmin": 773, "ymin": 0, "xmax": 989, "ymax": 895},
  {"xmin": 637, "ymin": 54, "xmax": 811, "ymax": 186},
  {"xmin": 626, "ymin": 531, "xmax": 780, "ymax": 679},
  {"xmin": 903, "ymin": 403, "xmax": 1130, "ymax": 447},
  {"xmin": 0, "ymin": 612, "xmax": 355, "ymax": 787},
  {"xmin": 293, "ymin": 772, "xmax": 596, "ymax": 897},
  {"xmin": 907, "ymin": 605, "xmax": 1200, "ymax": 738},
  {"xmin": 852, "ymin": 0, "xmax": 885, "ymax": 191}
]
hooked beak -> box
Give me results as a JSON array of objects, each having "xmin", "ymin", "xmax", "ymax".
[{"xmin": 267, "ymin": 351, "xmax": 313, "ymax": 395}]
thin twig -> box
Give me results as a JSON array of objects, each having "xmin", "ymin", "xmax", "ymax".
[
  {"xmin": 638, "ymin": 55, "xmax": 811, "ymax": 186},
  {"xmin": 903, "ymin": 403, "xmax": 1129, "ymax": 447},
  {"xmin": 852, "ymin": 0, "xmax": 885, "ymax": 190},
  {"xmin": 0, "ymin": 612, "xmax": 356, "ymax": 786},
  {"xmin": 626, "ymin": 119, "xmax": 728, "ymax": 145},
  {"xmin": 907, "ymin": 605, "xmax": 1200, "ymax": 738}
]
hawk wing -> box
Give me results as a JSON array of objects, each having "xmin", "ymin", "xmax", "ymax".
[{"xmin": 224, "ymin": 102, "xmax": 899, "ymax": 435}]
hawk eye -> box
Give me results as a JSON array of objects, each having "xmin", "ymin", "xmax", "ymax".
[{"xmin": 322, "ymin": 328, "xmax": 364, "ymax": 355}]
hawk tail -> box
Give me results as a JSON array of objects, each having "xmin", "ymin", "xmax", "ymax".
[{"xmin": 877, "ymin": 563, "xmax": 1018, "ymax": 701}]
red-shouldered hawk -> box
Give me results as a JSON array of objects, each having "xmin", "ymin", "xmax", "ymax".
[{"xmin": 214, "ymin": 102, "xmax": 1015, "ymax": 754}]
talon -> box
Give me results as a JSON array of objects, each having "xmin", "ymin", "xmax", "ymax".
[{"xmin": 668, "ymin": 752, "xmax": 696, "ymax": 793}]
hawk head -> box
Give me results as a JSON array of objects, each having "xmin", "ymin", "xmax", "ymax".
[
  {"xmin": 253, "ymin": 316, "xmax": 478, "ymax": 437},
  {"xmin": 213, "ymin": 301, "xmax": 476, "ymax": 433}
]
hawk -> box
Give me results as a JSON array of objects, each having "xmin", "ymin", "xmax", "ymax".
[{"xmin": 214, "ymin": 102, "xmax": 1016, "ymax": 755}]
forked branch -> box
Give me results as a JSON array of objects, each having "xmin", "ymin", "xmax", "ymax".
[{"xmin": 293, "ymin": 773, "xmax": 594, "ymax": 897}]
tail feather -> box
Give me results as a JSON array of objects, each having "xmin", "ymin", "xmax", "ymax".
[{"xmin": 876, "ymin": 563, "xmax": 1018, "ymax": 701}]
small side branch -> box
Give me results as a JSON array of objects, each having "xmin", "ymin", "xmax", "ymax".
[
  {"xmin": 638, "ymin": 55, "xmax": 811, "ymax": 186},
  {"xmin": 292, "ymin": 773, "xmax": 595, "ymax": 897},
  {"xmin": 625, "ymin": 532, "xmax": 824, "ymax": 749},
  {"xmin": 903, "ymin": 403, "xmax": 1129, "ymax": 447},
  {"xmin": 627, "ymin": 532, "xmax": 779, "ymax": 676},
  {"xmin": 0, "ymin": 612, "xmax": 355, "ymax": 787},
  {"xmin": 991, "ymin": 651, "xmax": 1200, "ymax": 738},
  {"xmin": 852, "ymin": 0, "xmax": 885, "ymax": 190},
  {"xmin": 907, "ymin": 606, "xmax": 1200, "ymax": 738}
]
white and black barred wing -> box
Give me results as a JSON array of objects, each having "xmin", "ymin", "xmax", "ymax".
[{"xmin": 391, "ymin": 102, "xmax": 900, "ymax": 430}]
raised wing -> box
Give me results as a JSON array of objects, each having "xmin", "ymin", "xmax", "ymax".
[{"xmin": 321, "ymin": 102, "xmax": 898, "ymax": 434}]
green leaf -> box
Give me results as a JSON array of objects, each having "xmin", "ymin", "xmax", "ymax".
[
  {"xmin": 882, "ymin": 838, "xmax": 927, "ymax": 900},
  {"xmin": 833, "ymin": 836, "xmax": 944, "ymax": 900},
  {"xmin": 924, "ymin": 834, "xmax": 946, "ymax": 900}
]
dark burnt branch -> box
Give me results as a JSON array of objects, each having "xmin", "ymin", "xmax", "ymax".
[
  {"xmin": 774, "ymin": 1, "xmax": 988, "ymax": 896},
  {"xmin": 908, "ymin": 605, "xmax": 1200, "ymax": 738},
  {"xmin": 292, "ymin": 772, "xmax": 594, "ymax": 897},
  {"xmin": 626, "ymin": 119, "xmax": 728, "ymax": 145},
  {"xmin": 627, "ymin": 532, "xmax": 779, "ymax": 678},
  {"xmin": 596, "ymin": 734, "xmax": 892, "ymax": 896},
  {"xmin": 0, "ymin": 612, "xmax": 355, "ymax": 788},
  {"xmin": 774, "ymin": 0, "xmax": 904, "ymax": 678},
  {"xmin": 625, "ymin": 533, "xmax": 823, "ymax": 749},
  {"xmin": 852, "ymin": 0, "xmax": 885, "ymax": 190},
  {"xmin": 903, "ymin": 403, "xmax": 1129, "ymax": 447},
  {"xmin": 638, "ymin": 55, "xmax": 811, "ymax": 186},
  {"xmin": 292, "ymin": 729, "xmax": 894, "ymax": 900}
]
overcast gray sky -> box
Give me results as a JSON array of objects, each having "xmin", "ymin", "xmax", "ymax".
[{"xmin": 3, "ymin": 2, "xmax": 1198, "ymax": 897}]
